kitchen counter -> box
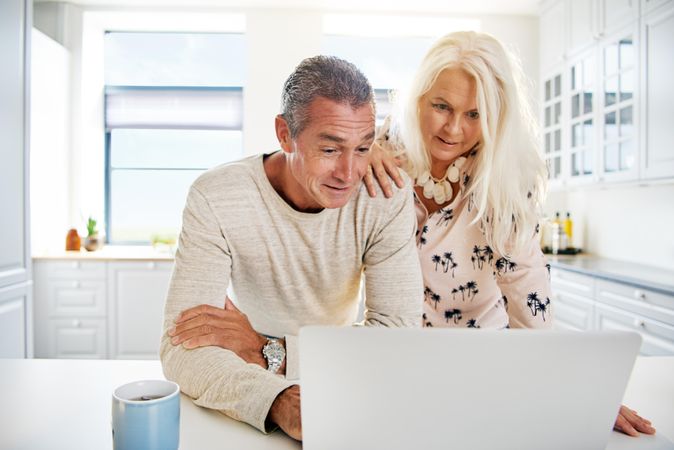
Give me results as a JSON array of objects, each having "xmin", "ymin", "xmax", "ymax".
[
  {"xmin": 32, "ymin": 245, "xmax": 175, "ymax": 261},
  {"xmin": 1, "ymin": 358, "xmax": 672, "ymax": 450},
  {"xmin": 549, "ymin": 255, "xmax": 674, "ymax": 296}
]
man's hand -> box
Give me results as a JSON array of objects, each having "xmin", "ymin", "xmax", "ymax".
[
  {"xmin": 168, "ymin": 298, "xmax": 268, "ymax": 368},
  {"xmin": 268, "ymin": 385, "xmax": 302, "ymax": 441},
  {"xmin": 614, "ymin": 404, "xmax": 656, "ymax": 437},
  {"xmin": 364, "ymin": 140, "xmax": 405, "ymax": 199}
]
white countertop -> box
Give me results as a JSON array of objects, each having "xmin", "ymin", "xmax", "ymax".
[
  {"xmin": 32, "ymin": 245, "xmax": 175, "ymax": 261},
  {"xmin": 0, "ymin": 358, "xmax": 672, "ymax": 450}
]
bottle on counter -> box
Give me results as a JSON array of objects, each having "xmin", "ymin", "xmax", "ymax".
[
  {"xmin": 552, "ymin": 212, "xmax": 568, "ymax": 253},
  {"xmin": 563, "ymin": 212, "xmax": 573, "ymax": 249},
  {"xmin": 65, "ymin": 228, "xmax": 81, "ymax": 251}
]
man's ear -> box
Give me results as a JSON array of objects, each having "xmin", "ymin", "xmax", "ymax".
[{"xmin": 275, "ymin": 115, "xmax": 294, "ymax": 154}]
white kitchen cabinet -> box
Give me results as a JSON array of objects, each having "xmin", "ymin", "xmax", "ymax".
[
  {"xmin": 107, "ymin": 262, "xmax": 173, "ymax": 360},
  {"xmin": 34, "ymin": 259, "xmax": 174, "ymax": 359},
  {"xmin": 541, "ymin": 69, "xmax": 565, "ymax": 184},
  {"xmin": 551, "ymin": 266, "xmax": 674, "ymax": 355},
  {"xmin": 550, "ymin": 268, "xmax": 596, "ymax": 330},
  {"xmin": 540, "ymin": 0, "xmax": 567, "ymax": 72},
  {"xmin": 568, "ymin": 0, "xmax": 598, "ymax": 55},
  {"xmin": 641, "ymin": 3, "xmax": 674, "ymax": 180},
  {"xmin": 0, "ymin": 0, "xmax": 32, "ymax": 358},
  {"xmin": 33, "ymin": 260, "xmax": 107, "ymax": 359},
  {"xmin": 641, "ymin": 0, "xmax": 674, "ymax": 15},
  {"xmin": 600, "ymin": 0, "xmax": 639, "ymax": 35},
  {"xmin": 0, "ymin": 283, "xmax": 31, "ymax": 358}
]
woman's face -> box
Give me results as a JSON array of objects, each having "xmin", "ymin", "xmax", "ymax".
[{"xmin": 419, "ymin": 67, "xmax": 482, "ymax": 175}]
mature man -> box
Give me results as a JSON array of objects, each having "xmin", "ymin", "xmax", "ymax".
[{"xmin": 160, "ymin": 56, "xmax": 422, "ymax": 440}]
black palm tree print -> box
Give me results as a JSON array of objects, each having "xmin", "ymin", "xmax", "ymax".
[
  {"xmin": 422, "ymin": 313, "xmax": 433, "ymax": 327},
  {"xmin": 464, "ymin": 281, "xmax": 479, "ymax": 300},
  {"xmin": 495, "ymin": 257, "xmax": 518, "ymax": 275},
  {"xmin": 441, "ymin": 252, "xmax": 458, "ymax": 277},
  {"xmin": 470, "ymin": 245, "xmax": 491, "ymax": 270},
  {"xmin": 444, "ymin": 308, "xmax": 463, "ymax": 324},
  {"xmin": 431, "ymin": 293, "xmax": 441, "ymax": 310},
  {"xmin": 466, "ymin": 318, "xmax": 480, "ymax": 328},
  {"xmin": 423, "ymin": 286, "xmax": 431, "ymax": 303},
  {"xmin": 451, "ymin": 281, "xmax": 479, "ymax": 301},
  {"xmin": 526, "ymin": 292, "xmax": 551, "ymax": 321},
  {"xmin": 436, "ymin": 208, "xmax": 454, "ymax": 226},
  {"xmin": 432, "ymin": 254, "xmax": 442, "ymax": 271},
  {"xmin": 545, "ymin": 263, "xmax": 551, "ymax": 280},
  {"xmin": 417, "ymin": 225, "xmax": 429, "ymax": 248}
]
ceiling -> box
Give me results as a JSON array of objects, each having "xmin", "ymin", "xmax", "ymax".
[{"xmin": 34, "ymin": 0, "xmax": 541, "ymax": 16}]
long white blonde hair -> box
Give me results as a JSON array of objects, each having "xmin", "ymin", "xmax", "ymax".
[{"xmin": 393, "ymin": 31, "xmax": 547, "ymax": 257}]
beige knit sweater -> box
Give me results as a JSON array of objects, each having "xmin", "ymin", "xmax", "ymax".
[{"xmin": 160, "ymin": 153, "xmax": 423, "ymax": 432}]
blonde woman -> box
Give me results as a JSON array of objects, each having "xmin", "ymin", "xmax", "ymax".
[{"xmin": 366, "ymin": 31, "xmax": 655, "ymax": 437}]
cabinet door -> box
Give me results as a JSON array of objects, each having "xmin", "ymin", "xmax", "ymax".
[
  {"xmin": 601, "ymin": 0, "xmax": 639, "ymax": 35},
  {"xmin": 568, "ymin": 0, "xmax": 597, "ymax": 55},
  {"xmin": 595, "ymin": 303, "xmax": 674, "ymax": 355},
  {"xmin": 0, "ymin": 283, "xmax": 31, "ymax": 358},
  {"xmin": 642, "ymin": 5, "xmax": 674, "ymax": 180},
  {"xmin": 47, "ymin": 318, "xmax": 107, "ymax": 359},
  {"xmin": 551, "ymin": 268, "xmax": 596, "ymax": 330},
  {"xmin": 0, "ymin": 0, "xmax": 29, "ymax": 289},
  {"xmin": 542, "ymin": 71, "xmax": 565, "ymax": 185},
  {"xmin": 599, "ymin": 26, "xmax": 639, "ymax": 182},
  {"xmin": 540, "ymin": 1, "xmax": 567, "ymax": 71},
  {"xmin": 108, "ymin": 262, "xmax": 173, "ymax": 359}
]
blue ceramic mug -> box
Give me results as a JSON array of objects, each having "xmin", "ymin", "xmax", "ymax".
[{"xmin": 112, "ymin": 379, "xmax": 180, "ymax": 450}]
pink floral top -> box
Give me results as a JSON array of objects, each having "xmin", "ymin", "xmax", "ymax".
[{"xmin": 414, "ymin": 154, "xmax": 553, "ymax": 329}]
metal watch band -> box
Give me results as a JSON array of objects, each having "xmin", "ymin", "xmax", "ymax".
[{"xmin": 262, "ymin": 338, "xmax": 285, "ymax": 374}]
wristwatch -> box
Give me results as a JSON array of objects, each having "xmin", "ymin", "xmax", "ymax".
[{"xmin": 262, "ymin": 338, "xmax": 286, "ymax": 374}]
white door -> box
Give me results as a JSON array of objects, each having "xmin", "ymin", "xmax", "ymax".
[{"xmin": 108, "ymin": 262, "xmax": 173, "ymax": 359}]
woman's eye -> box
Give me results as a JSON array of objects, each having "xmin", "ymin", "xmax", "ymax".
[
  {"xmin": 467, "ymin": 111, "xmax": 480, "ymax": 120},
  {"xmin": 432, "ymin": 103, "xmax": 449, "ymax": 111}
]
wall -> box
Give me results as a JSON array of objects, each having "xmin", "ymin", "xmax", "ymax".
[
  {"xmin": 546, "ymin": 182, "xmax": 674, "ymax": 271},
  {"xmin": 30, "ymin": 28, "xmax": 70, "ymax": 254}
]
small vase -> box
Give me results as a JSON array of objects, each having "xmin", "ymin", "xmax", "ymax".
[
  {"xmin": 65, "ymin": 229, "xmax": 81, "ymax": 251},
  {"xmin": 84, "ymin": 233, "xmax": 102, "ymax": 252}
]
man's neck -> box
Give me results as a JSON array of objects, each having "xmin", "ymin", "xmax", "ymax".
[{"xmin": 263, "ymin": 152, "xmax": 323, "ymax": 214}]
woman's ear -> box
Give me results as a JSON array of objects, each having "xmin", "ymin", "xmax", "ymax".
[{"xmin": 275, "ymin": 115, "xmax": 294, "ymax": 154}]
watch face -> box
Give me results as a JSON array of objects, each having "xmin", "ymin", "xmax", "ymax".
[{"xmin": 264, "ymin": 339, "xmax": 285, "ymax": 373}]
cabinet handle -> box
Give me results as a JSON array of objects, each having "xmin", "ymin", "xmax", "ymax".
[
  {"xmin": 633, "ymin": 290, "xmax": 646, "ymax": 301},
  {"xmin": 633, "ymin": 318, "xmax": 646, "ymax": 329},
  {"xmin": 72, "ymin": 319, "xmax": 82, "ymax": 328}
]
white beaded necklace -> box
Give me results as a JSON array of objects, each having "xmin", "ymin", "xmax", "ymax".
[{"xmin": 416, "ymin": 156, "xmax": 467, "ymax": 205}]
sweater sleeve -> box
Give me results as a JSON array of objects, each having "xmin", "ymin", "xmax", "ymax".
[
  {"xmin": 159, "ymin": 185, "xmax": 293, "ymax": 433},
  {"xmin": 362, "ymin": 179, "xmax": 424, "ymax": 327},
  {"xmin": 495, "ymin": 232, "xmax": 554, "ymax": 329}
]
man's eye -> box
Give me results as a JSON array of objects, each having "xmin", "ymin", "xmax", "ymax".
[
  {"xmin": 467, "ymin": 111, "xmax": 480, "ymax": 120},
  {"xmin": 357, "ymin": 147, "xmax": 370, "ymax": 154},
  {"xmin": 322, "ymin": 148, "xmax": 337, "ymax": 154}
]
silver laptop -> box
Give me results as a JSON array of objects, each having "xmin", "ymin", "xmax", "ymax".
[{"xmin": 299, "ymin": 327, "xmax": 641, "ymax": 450}]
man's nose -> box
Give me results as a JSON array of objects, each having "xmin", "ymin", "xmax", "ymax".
[{"xmin": 333, "ymin": 152, "xmax": 353, "ymax": 183}]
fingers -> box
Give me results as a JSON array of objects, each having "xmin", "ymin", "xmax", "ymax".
[
  {"xmin": 372, "ymin": 163, "xmax": 394, "ymax": 198},
  {"xmin": 615, "ymin": 412, "xmax": 640, "ymax": 437},
  {"xmin": 175, "ymin": 304, "xmax": 223, "ymax": 323},
  {"xmin": 170, "ymin": 309, "xmax": 230, "ymax": 339},
  {"xmin": 619, "ymin": 405, "xmax": 656, "ymax": 435},
  {"xmin": 224, "ymin": 297, "xmax": 240, "ymax": 312},
  {"xmin": 364, "ymin": 167, "xmax": 377, "ymax": 198},
  {"xmin": 382, "ymin": 157, "xmax": 405, "ymax": 189}
]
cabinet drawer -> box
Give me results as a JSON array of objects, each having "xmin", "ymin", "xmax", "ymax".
[
  {"xmin": 47, "ymin": 280, "xmax": 106, "ymax": 317},
  {"xmin": 595, "ymin": 279, "xmax": 674, "ymax": 326},
  {"xmin": 48, "ymin": 318, "xmax": 107, "ymax": 359},
  {"xmin": 551, "ymin": 268, "xmax": 596, "ymax": 298},
  {"xmin": 595, "ymin": 303, "xmax": 674, "ymax": 356},
  {"xmin": 553, "ymin": 290, "xmax": 595, "ymax": 331},
  {"xmin": 45, "ymin": 261, "xmax": 106, "ymax": 280}
]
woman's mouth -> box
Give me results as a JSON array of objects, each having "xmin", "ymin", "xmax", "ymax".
[{"xmin": 438, "ymin": 136, "xmax": 459, "ymax": 146}]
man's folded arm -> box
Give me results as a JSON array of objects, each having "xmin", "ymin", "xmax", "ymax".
[{"xmin": 160, "ymin": 185, "xmax": 293, "ymax": 432}]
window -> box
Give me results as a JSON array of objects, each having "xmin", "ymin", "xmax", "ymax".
[
  {"xmin": 321, "ymin": 14, "xmax": 480, "ymax": 125},
  {"xmin": 104, "ymin": 32, "xmax": 245, "ymax": 244}
]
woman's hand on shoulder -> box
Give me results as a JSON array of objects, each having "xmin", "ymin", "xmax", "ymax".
[{"xmin": 364, "ymin": 140, "xmax": 406, "ymax": 198}]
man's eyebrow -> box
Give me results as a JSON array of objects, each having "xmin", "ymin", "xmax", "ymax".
[
  {"xmin": 318, "ymin": 133, "xmax": 345, "ymax": 143},
  {"xmin": 317, "ymin": 131, "xmax": 375, "ymax": 144}
]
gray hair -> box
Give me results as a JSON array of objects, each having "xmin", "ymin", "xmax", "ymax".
[{"xmin": 281, "ymin": 55, "xmax": 375, "ymax": 137}]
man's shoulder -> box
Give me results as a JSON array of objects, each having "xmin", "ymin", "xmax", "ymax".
[
  {"xmin": 191, "ymin": 154, "xmax": 262, "ymax": 195},
  {"xmin": 351, "ymin": 170, "xmax": 414, "ymax": 211}
]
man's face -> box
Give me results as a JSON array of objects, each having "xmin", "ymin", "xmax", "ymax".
[{"xmin": 277, "ymin": 97, "xmax": 375, "ymax": 211}]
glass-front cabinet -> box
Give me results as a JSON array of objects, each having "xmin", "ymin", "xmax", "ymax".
[
  {"xmin": 568, "ymin": 51, "xmax": 597, "ymax": 182},
  {"xmin": 599, "ymin": 30, "xmax": 638, "ymax": 181},
  {"xmin": 542, "ymin": 71, "xmax": 564, "ymax": 184}
]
